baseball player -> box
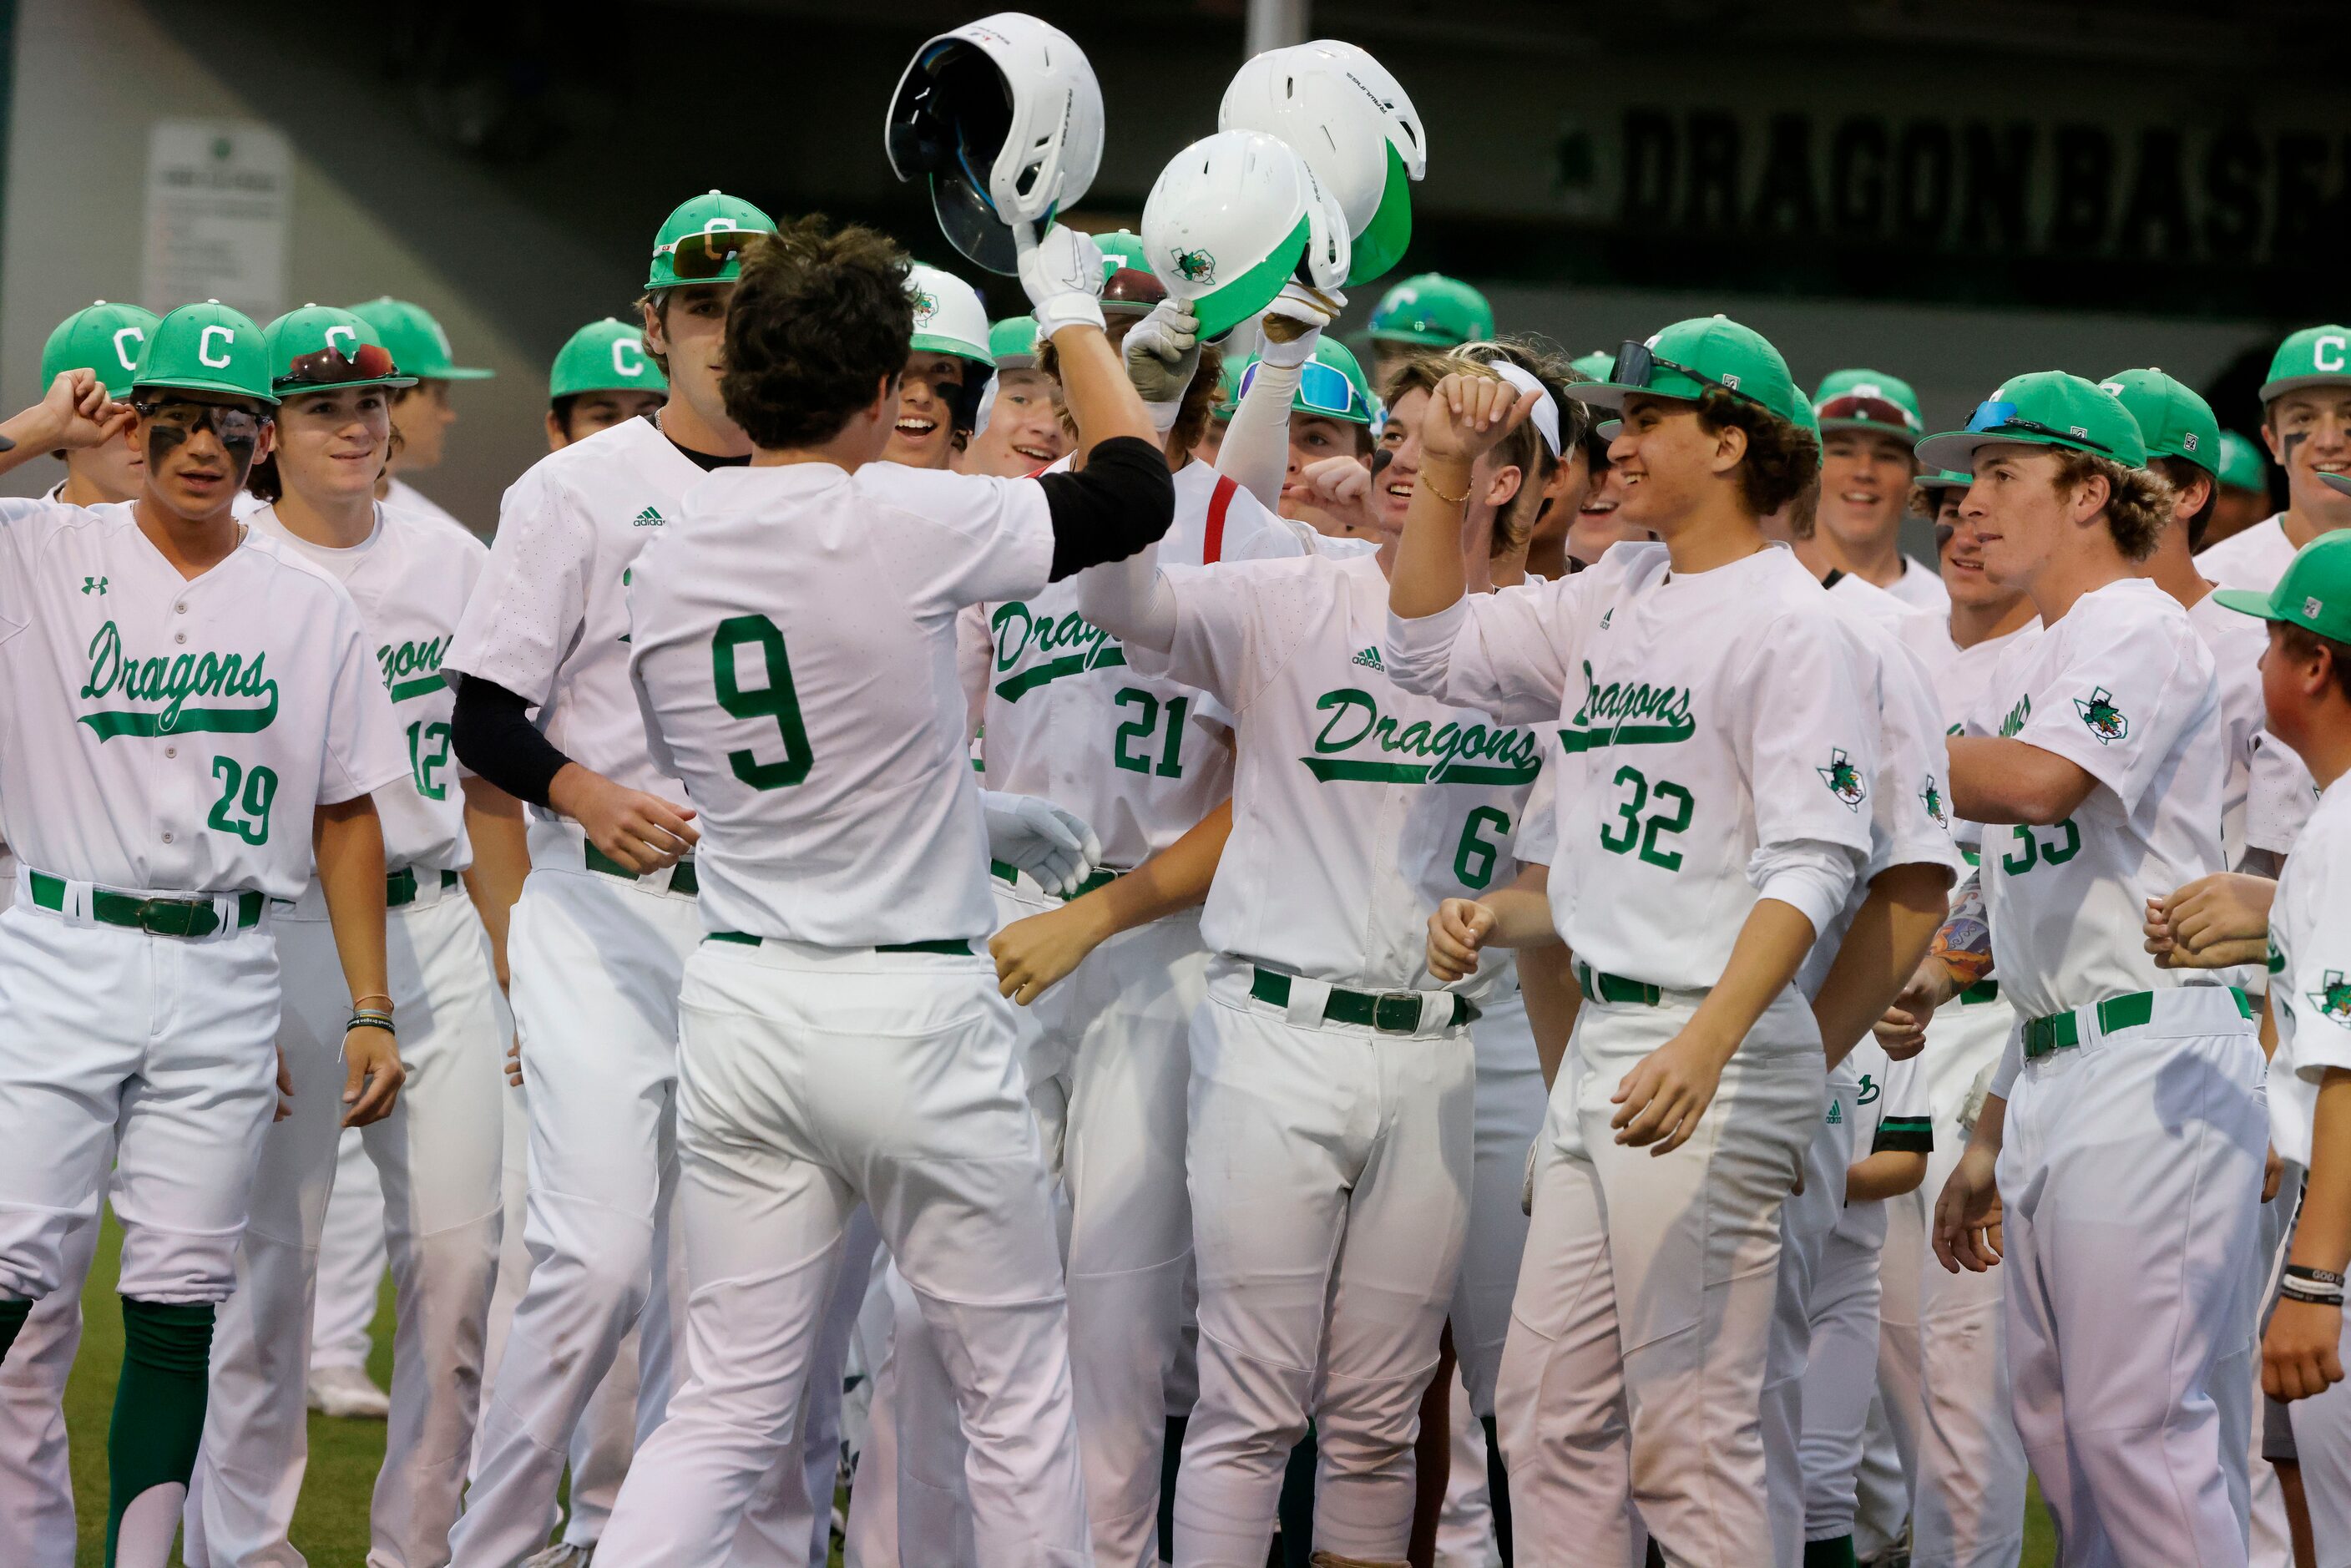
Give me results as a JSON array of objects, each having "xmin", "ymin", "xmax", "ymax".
[
  {"xmin": 1074, "ymin": 350, "xmax": 1548, "ymax": 1567},
  {"xmin": 2220, "ymin": 534, "xmax": 2351, "ymax": 1561},
  {"xmin": 348, "ymin": 295, "xmax": 496, "ymax": 534},
  {"xmin": 183, "ymin": 305, "xmax": 510, "ymax": 1568},
  {"xmin": 1362, "ymin": 272, "xmax": 1494, "ymax": 387},
  {"xmin": 1809, "ymin": 371, "xmax": 1948, "ymax": 613},
  {"xmin": 958, "ymin": 317, "xmax": 1067, "ymax": 478},
  {"xmin": 2198, "ymin": 325, "xmax": 2351, "ymax": 594},
  {"xmin": 0, "ymin": 307, "xmax": 409, "ymax": 1568},
  {"xmin": 0, "ymin": 301, "xmax": 160, "ymax": 1568},
  {"xmin": 547, "ymin": 316, "xmax": 670, "ymax": 448},
  {"xmin": 882, "ymin": 262, "xmax": 994, "ymax": 471},
  {"xmin": 1871, "ymin": 477, "xmax": 2036, "ymax": 1568},
  {"xmin": 1924, "ymin": 372, "xmax": 2264, "ymax": 1565},
  {"xmin": 2207, "ymin": 429, "xmax": 2273, "ymax": 550},
  {"xmin": 594, "ymin": 213, "xmax": 1175, "ymax": 1567},
  {"xmin": 442, "ymin": 189, "xmax": 791, "ymax": 1568},
  {"xmin": 1389, "ymin": 318, "xmax": 1883, "ymax": 1566}
]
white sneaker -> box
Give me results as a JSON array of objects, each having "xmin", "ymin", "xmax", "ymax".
[
  {"xmin": 305, "ymin": 1363, "xmax": 390, "ymax": 1420},
  {"xmin": 522, "ymin": 1545, "xmax": 595, "ymax": 1568}
]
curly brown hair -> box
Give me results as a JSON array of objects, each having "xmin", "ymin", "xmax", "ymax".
[
  {"xmin": 1035, "ymin": 334, "xmax": 1226, "ymax": 461},
  {"xmin": 721, "ymin": 216, "xmax": 913, "ymax": 451},
  {"xmin": 2051, "ymin": 448, "xmax": 2174, "ymax": 561},
  {"xmin": 1692, "ymin": 387, "xmax": 1820, "ymax": 519}
]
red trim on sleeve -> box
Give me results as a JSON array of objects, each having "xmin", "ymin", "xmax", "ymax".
[{"xmin": 1204, "ymin": 474, "xmax": 1236, "ymax": 564}]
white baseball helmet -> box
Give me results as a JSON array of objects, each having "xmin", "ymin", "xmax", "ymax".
[
  {"xmin": 1143, "ymin": 130, "xmax": 1349, "ymax": 340},
  {"xmin": 1297, "ymin": 39, "xmax": 1425, "ymax": 180},
  {"xmin": 886, "ymin": 13, "xmax": 1105, "ymax": 276},
  {"xmin": 905, "ymin": 262, "xmax": 996, "ymax": 431},
  {"xmin": 1251, "ymin": 41, "xmax": 1424, "ymax": 285}
]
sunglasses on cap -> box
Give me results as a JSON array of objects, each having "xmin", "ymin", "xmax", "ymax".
[
  {"xmin": 279, "ymin": 341, "xmax": 397, "ymax": 392},
  {"xmin": 1817, "ymin": 394, "xmax": 1914, "ymax": 431},
  {"xmin": 1237, "ymin": 357, "xmax": 1369, "ymax": 423},
  {"xmin": 1610, "ymin": 340, "xmax": 1738, "ymax": 402},
  {"xmin": 132, "ymin": 399, "xmax": 267, "ymax": 443},
  {"xmin": 1961, "ymin": 398, "xmax": 2113, "ymax": 456},
  {"xmin": 654, "ymin": 229, "xmax": 761, "ymax": 281}
]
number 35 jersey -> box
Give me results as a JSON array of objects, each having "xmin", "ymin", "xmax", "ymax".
[
  {"xmin": 1129, "ymin": 548, "xmax": 1542, "ymax": 997},
  {"xmin": 626, "ymin": 461, "xmax": 1054, "ymax": 948},
  {"xmin": 0, "ymin": 498, "xmax": 407, "ymax": 899},
  {"xmin": 1962, "ymin": 577, "xmax": 2226, "ymax": 1021},
  {"xmin": 248, "ymin": 501, "xmax": 488, "ymax": 884},
  {"xmin": 973, "ymin": 459, "xmax": 1294, "ymax": 869}
]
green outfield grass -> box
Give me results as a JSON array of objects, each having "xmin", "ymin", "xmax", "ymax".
[{"xmin": 59, "ymin": 1213, "xmax": 2055, "ymax": 1566}]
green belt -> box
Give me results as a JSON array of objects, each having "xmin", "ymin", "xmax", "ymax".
[
  {"xmin": 1249, "ymin": 966, "xmax": 1478, "ymax": 1034},
  {"xmin": 27, "ymin": 871, "xmax": 261, "ymax": 939},
  {"xmin": 989, "ymin": 859, "xmax": 1121, "ymax": 900},
  {"xmin": 2022, "ymin": 987, "xmax": 2252, "ymax": 1060},
  {"xmin": 1959, "ymin": 979, "xmax": 2000, "ymax": 1004},
  {"xmin": 1575, "ymin": 960, "xmax": 1663, "ymax": 1007},
  {"xmin": 706, "ymin": 932, "xmax": 973, "ymax": 957},
  {"xmin": 586, "ymin": 843, "xmax": 698, "ymax": 897},
  {"xmin": 386, "ymin": 867, "xmax": 461, "ymax": 908}
]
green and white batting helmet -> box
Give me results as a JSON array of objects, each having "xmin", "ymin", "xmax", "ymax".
[
  {"xmin": 907, "ymin": 262, "xmax": 995, "ymax": 432},
  {"xmin": 645, "ymin": 190, "xmax": 779, "ymax": 292},
  {"xmin": 551, "ymin": 318, "xmax": 668, "ymax": 402},
  {"xmin": 1144, "ymin": 130, "xmax": 1344, "ymax": 339},
  {"xmin": 1221, "ymin": 45, "xmax": 1406, "ymax": 287},
  {"xmin": 43, "ymin": 301, "xmax": 160, "ymax": 400}
]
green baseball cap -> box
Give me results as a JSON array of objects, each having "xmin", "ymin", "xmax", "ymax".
[
  {"xmin": 2096, "ymin": 367, "xmax": 2220, "ymax": 477},
  {"xmin": 2217, "ymin": 429, "xmax": 2268, "ymax": 493},
  {"xmin": 1230, "ymin": 336, "xmax": 1377, "ymax": 428},
  {"xmin": 1093, "ymin": 229, "xmax": 1152, "ymax": 280},
  {"xmin": 646, "ymin": 190, "xmax": 779, "ymax": 292},
  {"xmin": 988, "ymin": 316, "xmax": 1042, "ymax": 370},
  {"xmin": 1914, "ymin": 468, "xmax": 1974, "ymax": 491},
  {"xmin": 1916, "ymin": 371, "xmax": 2146, "ymax": 472},
  {"xmin": 1579, "ymin": 316, "xmax": 1810, "ymax": 430},
  {"xmin": 346, "ymin": 297, "xmax": 493, "ymax": 381},
  {"xmin": 43, "ymin": 301, "xmax": 160, "ymax": 400},
  {"xmin": 1366, "ymin": 273, "xmax": 1494, "ymax": 346},
  {"xmin": 1569, "ymin": 350, "xmax": 1615, "ymax": 383},
  {"xmin": 2214, "ymin": 529, "xmax": 2351, "ymax": 643},
  {"xmin": 131, "ymin": 300, "xmax": 277, "ymax": 405},
  {"xmin": 2259, "ymin": 326, "xmax": 2351, "ymax": 405},
  {"xmin": 1212, "ymin": 358, "xmax": 1242, "ymax": 422},
  {"xmin": 264, "ymin": 305, "xmax": 417, "ymax": 398},
  {"xmin": 550, "ymin": 317, "xmax": 667, "ymax": 402},
  {"xmin": 1812, "ymin": 368, "xmax": 1924, "ymax": 443}
]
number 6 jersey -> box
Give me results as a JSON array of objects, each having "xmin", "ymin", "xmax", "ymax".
[
  {"xmin": 0, "ymin": 498, "xmax": 408, "ymax": 898},
  {"xmin": 625, "ymin": 461, "xmax": 1055, "ymax": 947}
]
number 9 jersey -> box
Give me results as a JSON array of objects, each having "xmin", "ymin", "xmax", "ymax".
[{"xmin": 626, "ymin": 461, "xmax": 1055, "ymax": 947}]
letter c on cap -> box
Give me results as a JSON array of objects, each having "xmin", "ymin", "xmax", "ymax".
[
  {"xmin": 198, "ymin": 325, "xmax": 235, "ymax": 369},
  {"xmin": 2319, "ymin": 335, "xmax": 2349, "ymax": 373},
  {"xmin": 112, "ymin": 326, "xmax": 145, "ymax": 372},
  {"xmin": 324, "ymin": 323, "xmax": 358, "ymax": 356},
  {"xmin": 612, "ymin": 339, "xmax": 646, "ymax": 378}
]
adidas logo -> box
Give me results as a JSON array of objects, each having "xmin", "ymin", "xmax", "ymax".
[
  {"xmin": 1351, "ymin": 645, "xmax": 1383, "ymax": 670},
  {"xmin": 632, "ymin": 506, "xmax": 665, "ymax": 527}
]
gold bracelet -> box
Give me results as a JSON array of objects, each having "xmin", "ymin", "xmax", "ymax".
[
  {"xmin": 351, "ymin": 993, "xmax": 395, "ymax": 1012},
  {"xmin": 1418, "ymin": 471, "xmax": 1470, "ymax": 507}
]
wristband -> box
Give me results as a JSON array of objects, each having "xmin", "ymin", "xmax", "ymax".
[
  {"xmin": 2285, "ymin": 1264, "xmax": 2347, "ymax": 1287},
  {"xmin": 2279, "ymin": 1277, "xmax": 2345, "ymax": 1307},
  {"xmin": 346, "ymin": 1010, "xmax": 396, "ymax": 1037}
]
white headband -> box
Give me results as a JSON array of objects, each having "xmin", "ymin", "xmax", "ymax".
[{"xmin": 1491, "ymin": 362, "xmax": 1561, "ymax": 459}]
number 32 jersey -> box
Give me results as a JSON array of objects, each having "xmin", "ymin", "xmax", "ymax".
[
  {"xmin": 626, "ymin": 461, "xmax": 1055, "ymax": 948},
  {"xmin": 0, "ymin": 498, "xmax": 407, "ymax": 899}
]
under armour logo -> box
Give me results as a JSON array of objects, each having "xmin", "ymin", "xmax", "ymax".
[{"xmin": 81, "ymin": 576, "xmax": 107, "ymax": 596}]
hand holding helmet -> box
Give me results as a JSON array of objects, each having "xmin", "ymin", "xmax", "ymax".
[
  {"xmin": 1124, "ymin": 299, "xmax": 1202, "ymax": 412},
  {"xmin": 1257, "ymin": 281, "xmax": 1344, "ymax": 370},
  {"xmin": 1016, "ymin": 221, "xmax": 1108, "ymax": 338}
]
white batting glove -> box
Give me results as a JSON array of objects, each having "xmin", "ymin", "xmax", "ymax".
[
  {"xmin": 1257, "ymin": 281, "xmax": 1345, "ymax": 369},
  {"xmin": 980, "ymin": 790, "xmax": 1102, "ymax": 898},
  {"xmin": 1125, "ymin": 299, "xmax": 1201, "ymax": 433},
  {"xmin": 1014, "ymin": 221, "xmax": 1106, "ymax": 338}
]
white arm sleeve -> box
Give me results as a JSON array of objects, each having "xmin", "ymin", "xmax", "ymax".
[
  {"xmin": 1215, "ymin": 357, "xmax": 1302, "ymax": 511},
  {"xmin": 1070, "ymin": 541, "xmax": 1178, "ymax": 654}
]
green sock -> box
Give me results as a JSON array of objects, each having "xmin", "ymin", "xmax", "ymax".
[
  {"xmin": 1802, "ymin": 1535, "xmax": 1857, "ymax": 1568},
  {"xmin": 106, "ymin": 1297, "xmax": 215, "ymax": 1568},
  {"xmin": 0, "ymin": 1297, "xmax": 30, "ymax": 1363}
]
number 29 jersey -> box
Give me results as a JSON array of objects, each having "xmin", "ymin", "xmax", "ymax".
[{"xmin": 625, "ymin": 461, "xmax": 1055, "ymax": 948}]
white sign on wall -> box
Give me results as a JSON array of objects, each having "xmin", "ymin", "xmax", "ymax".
[{"xmin": 142, "ymin": 119, "xmax": 291, "ymax": 321}]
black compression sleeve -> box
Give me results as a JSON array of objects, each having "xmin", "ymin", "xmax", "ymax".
[
  {"xmin": 449, "ymin": 676, "xmax": 571, "ymax": 809},
  {"xmin": 1036, "ymin": 436, "xmax": 1177, "ymax": 581}
]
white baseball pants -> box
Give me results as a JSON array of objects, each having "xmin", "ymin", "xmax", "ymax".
[
  {"xmin": 1797, "ymin": 1211, "xmax": 1888, "ymax": 1544},
  {"xmin": 593, "ymin": 936, "xmax": 1089, "ymax": 1568},
  {"xmin": 310, "ymin": 1130, "xmax": 388, "ymax": 1372},
  {"xmin": 1454, "ymin": 990, "xmax": 1545, "ymax": 1420},
  {"xmin": 1998, "ymin": 989, "xmax": 2266, "ymax": 1567},
  {"xmin": 0, "ymin": 1206, "xmax": 100, "ymax": 1567},
  {"xmin": 1173, "ymin": 963, "xmax": 1476, "ymax": 1568},
  {"xmin": 1497, "ymin": 986, "xmax": 1823, "ymax": 1568},
  {"xmin": 187, "ymin": 888, "xmax": 507, "ymax": 1568},
  {"xmin": 0, "ymin": 895, "xmax": 280, "ymax": 1304},
  {"xmin": 1764, "ymin": 1083, "xmax": 1853, "ymax": 1565}
]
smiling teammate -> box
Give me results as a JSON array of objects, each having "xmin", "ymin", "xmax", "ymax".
[
  {"xmin": 2200, "ymin": 326, "xmax": 2351, "ymax": 594},
  {"xmin": 0, "ymin": 311, "xmax": 409, "ymax": 1568},
  {"xmin": 347, "ymin": 296, "xmax": 496, "ymax": 534},
  {"xmin": 1810, "ymin": 370, "xmax": 1945, "ymax": 613},
  {"xmin": 958, "ymin": 317, "xmax": 1067, "ymax": 478},
  {"xmin": 547, "ymin": 316, "xmax": 670, "ymax": 448}
]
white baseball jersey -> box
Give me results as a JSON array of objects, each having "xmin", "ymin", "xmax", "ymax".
[
  {"xmin": 383, "ymin": 477, "xmax": 469, "ymax": 537},
  {"xmin": 1962, "ymin": 578, "xmax": 2227, "ymax": 1024},
  {"xmin": 2194, "ymin": 513, "xmax": 2296, "ymax": 592},
  {"xmin": 2185, "ymin": 588, "xmax": 2283, "ymax": 869},
  {"xmin": 1881, "ymin": 556, "xmax": 1951, "ymax": 615},
  {"xmin": 1127, "ymin": 549, "xmax": 1540, "ymax": 995},
  {"xmin": 2266, "ymin": 776, "xmax": 2351, "ymax": 1170},
  {"xmin": 248, "ymin": 502, "xmax": 488, "ymax": 879},
  {"xmin": 1386, "ymin": 540, "xmax": 1878, "ymax": 992},
  {"xmin": 1829, "ymin": 1040, "xmax": 1934, "ymax": 1249},
  {"xmin": 974, "ymin": 460, "xmax": 1290, "ymax": 868},
  {"xmin": 0, "ymin": 499, "xmax": 407, "ymax": 898},
  {"xmin": 627, "ymin": 460, "xmax": 1053, "ymax": 947},
  {"xmin": 445, "ymin": 415, "xmax": 722, "ymax": 807}
]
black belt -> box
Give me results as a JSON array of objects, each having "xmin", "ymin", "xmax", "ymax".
[
  {"xmin": 706, "ymin": 932, "xmax": 973, "ymax": 957},
  {"xmin": 1249, "ymin": 966, "xmax": 1477, "ymax": 1033}
]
